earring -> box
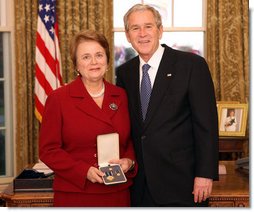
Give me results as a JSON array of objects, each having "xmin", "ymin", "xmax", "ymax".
[{"xmin": 75, "ymin": 69, "xmax": 80, "ymax": 76}]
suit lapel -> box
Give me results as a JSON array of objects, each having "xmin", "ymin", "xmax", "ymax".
[
  {"xmin": 102, "ymin": 82, "xmax": 122, "ymax": 121},
  {"xmin": 69, "ymin": 78, "xmax": 120, "ymax": 127},
  {"xmin": 143, "ymin": 46, "xmax": 177, "ymax": 130}
]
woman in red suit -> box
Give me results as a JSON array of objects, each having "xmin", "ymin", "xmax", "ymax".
[{"xmin": 39, "ymin": 30, "xmax": 137, "ymax": 207}]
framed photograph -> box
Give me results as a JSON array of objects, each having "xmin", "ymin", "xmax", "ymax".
[{"xmin": 217, "ymin": 103, "xmax": 248, "ymax": 137}]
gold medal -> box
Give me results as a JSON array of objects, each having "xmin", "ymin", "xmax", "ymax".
[{"xmin": 107, "ymin": 176, "xmax": 114, "ymax": 181}]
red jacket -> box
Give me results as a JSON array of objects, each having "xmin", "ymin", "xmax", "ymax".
[{"xmin": 39, "ymin": 77, "xmax": 137, "ymax": 194}]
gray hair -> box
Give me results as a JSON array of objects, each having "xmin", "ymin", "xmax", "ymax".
[{"xmin": 123, "ymin": 4, "xmax": 162, "ymax": 31}]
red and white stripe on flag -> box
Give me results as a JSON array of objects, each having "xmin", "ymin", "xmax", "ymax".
[{"xmin": 34, "ymin": 0, "xmax": 63, "ymax": 123}]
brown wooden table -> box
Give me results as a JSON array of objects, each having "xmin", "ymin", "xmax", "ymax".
[
  {"xmin": 219, "ymin": 137, "xmax": 248, "ymax": 160},
  {"xmin": 1, "ymin": 161, "xmax": 249, "ymax": 207},
  {"xmin": 219, "ymin": 137, "xmax": 245, "ymax": 152},
  {"xmin": 209, "ymin": 161, "xmax": 249, "ymax": 207},
  {"xmin": 1, "ymin": 183, "xmax": 53, "ymax": 207}
]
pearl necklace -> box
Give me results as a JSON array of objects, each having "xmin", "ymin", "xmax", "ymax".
[{"xmin": 88, "ymin": 83, "xmax": 105, "ymax": 98}]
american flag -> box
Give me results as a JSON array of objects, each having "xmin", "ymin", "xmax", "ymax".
[{"xmin": 34, "ymin": 0, "xmax": 63, "ymax": 122}]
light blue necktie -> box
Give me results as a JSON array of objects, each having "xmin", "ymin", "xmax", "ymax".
[{"xmin": 140, "ymin": 64, "xmax": 151, "ymax": 120}]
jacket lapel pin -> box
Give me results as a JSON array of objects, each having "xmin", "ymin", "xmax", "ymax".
[
  {"xmin": 167, "ymin": 73, "xmax": 172, "ymax": 77},
  {"xmin": 109, "ymin": 103, "xmax": 118, "ymax": 111}
]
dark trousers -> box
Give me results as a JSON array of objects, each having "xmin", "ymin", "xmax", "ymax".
[{"xmin": 131, "ymin": 179, "xmax": 209, "ymax": 207}]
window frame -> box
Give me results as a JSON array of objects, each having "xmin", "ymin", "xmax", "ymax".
[
  {"xmin": 113, "ymin": 0, "xmax": 208, "ymax": 74},
  {"xmin": 0, "ymin": 0, "xmax": 15, "ymax": 184}
]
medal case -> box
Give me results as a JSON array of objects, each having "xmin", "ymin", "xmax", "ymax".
[{"xmin": 97, "ymin": 133, "xmax": 127, "ymax": 185}]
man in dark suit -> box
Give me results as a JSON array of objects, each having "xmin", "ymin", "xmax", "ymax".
[{"xmin": 116, "ymin": 4, "xmax": 219, "ymax": 207}]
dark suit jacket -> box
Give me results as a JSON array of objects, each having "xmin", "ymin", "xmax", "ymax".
[
  {"xmin": 116, "ymin": 44, "xmax": 219, "ymax": 205},
  {"xmin": 39, "ymin": 77, "xmax": 137, "ymax": 196}
]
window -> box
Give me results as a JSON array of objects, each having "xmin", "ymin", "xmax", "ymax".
[
  {"xmin": 113, "ymin": 0, "xmax": 206, "ymax": 69},
  {"xmin": 0, "ymin": 0, "xmax": 14, "ymax": 182}
]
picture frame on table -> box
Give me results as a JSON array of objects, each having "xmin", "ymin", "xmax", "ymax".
[{"xmin": 217, "ymin": 103, "xmax": 248, "ymax": 137}]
